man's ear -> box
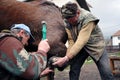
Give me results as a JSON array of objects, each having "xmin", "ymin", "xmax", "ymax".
[
  {"xmin": 77, "ymin": 10, "xmax": 80, "ymax": 15},
  {"xmin": 76, "ymin": 10, "xmax": 80, "ymax": 18},
  {"xmin": 19, "ymin": 29, "xmax": 25, "ymax": 35},
  {"xmin": 16, "ymin": 30, "xmax": 24, "ymax": 41}
]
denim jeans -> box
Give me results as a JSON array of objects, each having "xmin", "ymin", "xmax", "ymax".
[{"xmin": 69, "ymin": 48, "xmax": 115, "ymax": 80}]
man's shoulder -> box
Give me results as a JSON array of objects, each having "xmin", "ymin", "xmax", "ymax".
[
  {"xmin": 0, "ymin": 35, "xmax": 22, "ymax": 46},
  {"xmin": 80, "ymin": 8, "xmax": 93, "ymax": 18},
  {"xmin": 79, "ymin": 8, "xmax": 99, "ymax": 25},
  {"xmin": 0, "ymin": 30, "xmax": 18, "ymax": 40},
  {"xmin": 0, "ymin": 35, "xmax": 23, "ymax": 55},
  {"xmin": 0, "ymin": 31, "xmax": 22, "ymax": 46}
]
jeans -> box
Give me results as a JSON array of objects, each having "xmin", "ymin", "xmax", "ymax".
[{"xmin": 69, "ymin": 48, "xmax": 114, "ymax": 80}]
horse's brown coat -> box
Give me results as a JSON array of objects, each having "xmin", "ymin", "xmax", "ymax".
[{"xmin": 0, "ymin": 0, "xmax": 67, "ymax": 58}]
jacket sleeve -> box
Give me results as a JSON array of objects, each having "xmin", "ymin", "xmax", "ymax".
[
  {"xmin": 66, "ymin": 22, "xmax": 96, "ymax": 59},
  {"xmin": 0, "ymin": 37, "xmax": 47, "ymax": 79},
  {"xmin": 65, "ymin": 28, "xmax": 74, "ymax": 52}
]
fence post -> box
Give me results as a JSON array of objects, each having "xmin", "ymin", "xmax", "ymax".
[{"xmin": 119, "ymin": 43, "xmax": 120, "ymax": 50}]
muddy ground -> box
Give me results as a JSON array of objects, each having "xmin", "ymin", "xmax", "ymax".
[{"xmin": 54, "ymin": 60, "xmax": 120, "ymax": 80}]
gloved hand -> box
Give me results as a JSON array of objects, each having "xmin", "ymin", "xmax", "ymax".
[{"xmin": 38, "ymin": 39, "xmax": 50, "ymax": 54}]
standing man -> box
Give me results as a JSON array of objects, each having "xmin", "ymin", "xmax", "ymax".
[
  {"xmin": 0, "ymin": 24, "xmax": 52, "ymax": 80},
  {"xmin": 53, "ymin": 2, "xmax": 114, "ymax": 80}
]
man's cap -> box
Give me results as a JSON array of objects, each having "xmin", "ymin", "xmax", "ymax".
[
  {"xmin": 11, "ymin": 24, "xmax": 35, "ymax": 43},
  {"xmin": 61, "ymin": 2, "xmax": 78, "ymax": 19}
]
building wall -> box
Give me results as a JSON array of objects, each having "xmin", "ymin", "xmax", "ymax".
[{"xmin": 112, "ymin": 36, "xmax": 120, "ymax": 46}]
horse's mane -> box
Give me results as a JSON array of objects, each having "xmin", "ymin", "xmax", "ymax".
[
  {"xmin": 41, "ymin": 1, "xmax": 58, "ymax": 7},
  {"xmin": 26, "ymin": 0, "xmax": 60, "ymax": 11},
  {"xmin": 39, "ymin": 0, "xmax": 60, "ymax": 10}
]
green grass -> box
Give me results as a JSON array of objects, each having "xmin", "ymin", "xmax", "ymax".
[
  {"xmin": 85, "ymin": 59, "xmax": 93, "ymax": 64},
  {"xmin": 116, "ymin": 51, "xmax": 120, "ymax": 56},
  {"xmin": 85, "ymin": 56, "xmax": 93, "ymax": 64},
  {"xmin": 112, "ymin": 51, "xmax": 120, "ymax": 56}
]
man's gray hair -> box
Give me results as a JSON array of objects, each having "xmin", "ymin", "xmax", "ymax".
[
  {"xmin": 11, "ymin": 28, "xmax": 21, "ymax": 34},
  {"xmin": 61, "ymin": 2, "xmax": 78, "ymax": 19}
]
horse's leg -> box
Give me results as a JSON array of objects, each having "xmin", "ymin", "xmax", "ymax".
[
  {"xmin": 47, "ymin": 70, "xmax": 55, "ymax": 80},
  {"xmin": 40, "ymin": 76, "xmax": 48, "ymax": 80}
]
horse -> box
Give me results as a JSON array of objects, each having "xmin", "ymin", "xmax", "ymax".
[
  {"xmin": 0, "ymin": 0, "xmax": 68, "ymax": 57},
  {"xmin": 0, "ymin": 0, "xmax": 90, "ymax": 80},
  {"xmin": 0, "ymin": 0, "xmax": 68, "ymax": 79}
]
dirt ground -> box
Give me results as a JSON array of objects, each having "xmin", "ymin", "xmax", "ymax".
[
  {"xmin": 41, "ymin": 52, "xmax": 120, "ymax": 80},
  {"xmin": 54, "ymin": 61, "xmax": 120, "ymax": 80}
]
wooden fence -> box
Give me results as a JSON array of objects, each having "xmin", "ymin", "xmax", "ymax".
[{"xmin": 106, "ymin": 46, "xmax": 120, "ymax": 53}]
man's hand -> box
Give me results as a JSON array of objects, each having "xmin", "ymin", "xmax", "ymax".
[
  {"xmin": 40, "ymin": 67, "xmax": 53, "ymax": 77},
  {"xmin": 52, "ymin": 56, "xmax": 69, "ymax": 67},
  {"xmin": 38, "ymin": 39, "xmax": 50, "ymax": 54}
]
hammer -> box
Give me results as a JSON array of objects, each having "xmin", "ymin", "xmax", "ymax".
[{"xmin": 41, "ymin": 21, "xmax": 47, "ymax": 40}]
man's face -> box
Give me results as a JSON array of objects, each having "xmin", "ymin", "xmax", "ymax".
[
  {"xmin": 18, "ymin": 30, "xmax": 30, "ymax": 46},
  {"xmin": 67, "ymin": 15, "xmax": 78, "ymax": 25},
  {"xmin": 66, "ymin": 10, "xmax": 80, "ymax": 26}
]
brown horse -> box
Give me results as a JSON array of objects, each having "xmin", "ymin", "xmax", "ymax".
[
  {"xmin": 0, "ymin": 1, "xmax": 68, "ymax": 79},
  {"xmin": 0, "ymin": 0, "xmax": 67, "ymax": 57},
  {"xmin": 0, "ymin": 0, "xmax": 90, "ymax": 79}
]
